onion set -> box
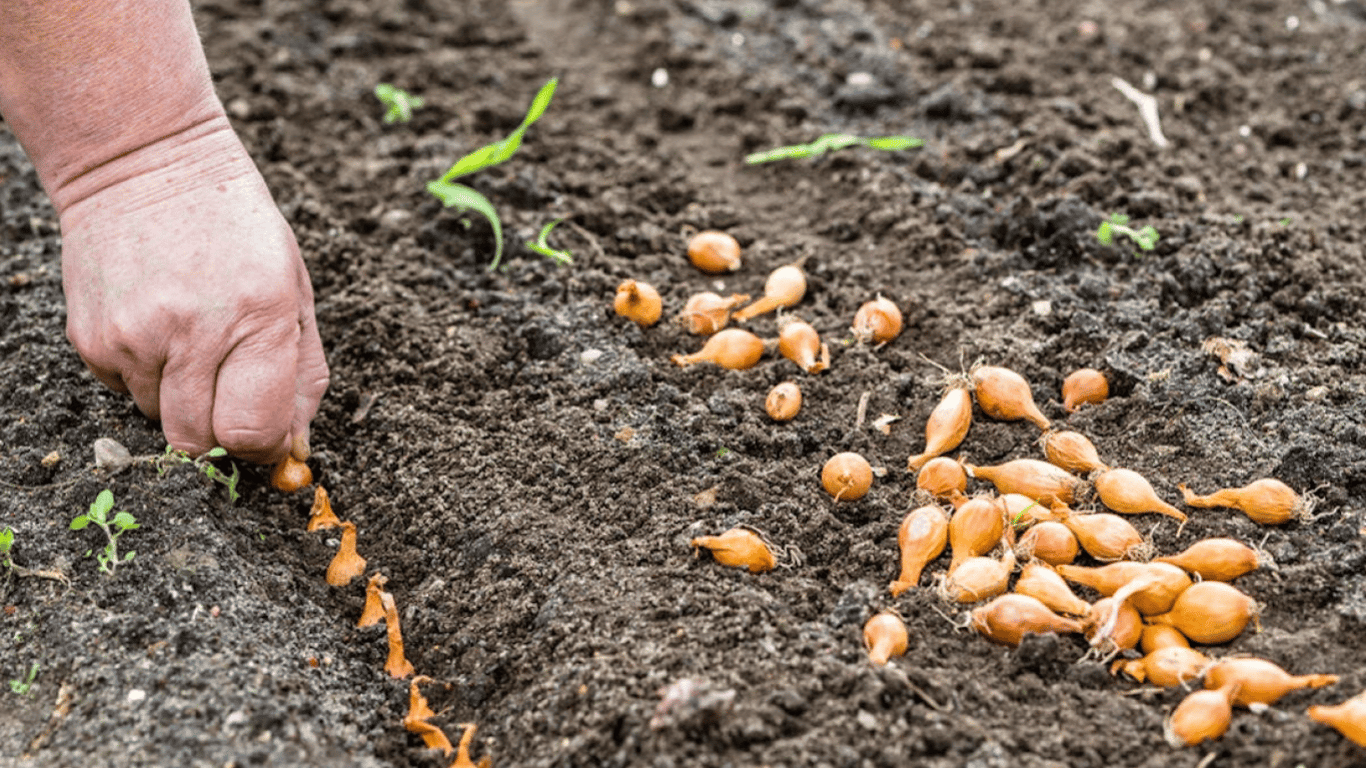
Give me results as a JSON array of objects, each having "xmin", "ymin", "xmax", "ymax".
[
  {"xmin": 1178, "ymin": 478, "xmax": 1310, "ymax": 525},
  {"xmin": 687, "ymin": 230, "xmax": 742, "ymax": 273},
  {"xmin": 1014, "ymin": 561, "xmax": 1090, "ymax": 617},
  {"xmin": 1040, "ymin": 430, "xmax": 1108, "ymax": 475},
  {"xmin": 971, "ymin": 365, "xmax": 1050, "ymax": 430},
  {"xmin": 1154, "ymin": 538, "xmax": 1259, "ymax": 582},
  {"xmin": 326, "ymin": 521, "xmax": 367, "ymax": 587},
  {"xmin": 1062, "ymin": 368, "xmax": 1108, "ymax": 413},
  {"xmin": 307, "ymin": 485, "xmax": 342, "ymax": 532},
  {"xmin": 1165, "ymin": 682, "xmax": 1240, "ymax": 747},
  {"xmin": 1114, "ymin": 646, "xmax": 1209, "ymax": 687},
  {"xmin": 765, "ymin": 381, "xmax": 802, "ymax": 421},
  {"xmin": 733, "ymin": 263, "xmax": 806, "ymax": 321},
  {"xmin": 889, "ymin": 505, "xmax": 949, "ymax": 596},
  {"xmin": 1091, "ymin": 468, "xmax": 1186, "ymax": 522},
  {"xmin": 965, "ymin": 459, "xmax": 1080, "ymax": 506},
  {"xmin": 851, "ymin": 296, "xmax": 903, "ymax": 344},
  {"xmin": 916, "ymin": 457, "xmax": 967, "ymax": 501},
  {"xmin": 381, "ymin": 590, "xmax": 415, "ymax": 678},
  {"xmin": 1203, "ymin": 658, "xmax": 1338, "ymax": 707},
  {"xmin": 906, "ymin": 384, "xmax": 972, "ymax": 472},
  {"xmin": 947, "ymin": 495, "xmax": 1005, "ymax": 573},
  {"xmin": 271, "ymin": 455, "xmax": 313, "ymax": 493},
  {"xmin": 689, "ymin": 527, "xmax": 776, "ymax": 573},
  {"xmin": 823, "ymin": 452, "xmax": 873, "ymax": 501},
  {"xmin": 1148, "ymin": 581, "xmax": 1260, "ymax": 644},
  {"xmin": 671, "ymin": 328, "xmax": 764, "ymax": 370},
  {"xmin": 614, "ymin": 279, "xmax": 662, "ymax": 327},
  {"xmin": 1308, "ymin": 691, "xmax": 1366, "ymax": 747},
  {"xmin": 940, "ymin": 545, "xmax": 1015, "ymax": 604},
  {"xmin": 1015, "ymin": 520, "xmax": 1078, "ymax": 566},
  {"xmin": 777, "ymin": 318, "xmax": 829, "ymax": 374},
  {"xmin": 681, "ymin": 291, "xmax": 748, "ymax": 335},
  {"xmin": 863, "ymin": 611, "xmax": 909, "ymax": 665},
  {"xmin": 970, "ymin": 594, "xmax": 1085, "ymax": 646}
]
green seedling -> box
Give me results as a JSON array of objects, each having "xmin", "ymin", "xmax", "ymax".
[
  {"xmin": 9, "ymin": 663, "xmax": 38, "ymax": 696},
  {"xmin": 70, "ymin": 490, "xmax": 139, "ymax": 575},
  {"xmin": 1011, "ymin": 501, "xmax": 1039, "ymax": 528},
  {"xmin": 157, "ymin": 446, "xmax": 240, "ymax": 503},
  {"xmin": 1097, "ymin": 213, "xmax": 1159, "ymax": 252},
  {"xmin": 525, "ymin": 218, "xmax": 573, "ymax": 265},
  {"xmin": 374, "ymin": 84, "xmax": 425, "ymax": 124},
  {"xmin": 0, "ymin": 527, "xmax": 13, "ymax": 569},
  {"xmin": 427, "ymin": 77, "xmax": 558, "ymax": 270},
  {"xmin": 744, "ymin": 133, "xmax": 923, "ymax": 165}
]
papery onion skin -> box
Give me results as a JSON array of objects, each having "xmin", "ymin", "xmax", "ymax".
[
  {"xmin": 1307, "ymin": 692, "xmax": 1366, "ymax": 747},
  {"xmin": 966, "ymin": 459, "xmax": 1080, "ymax": 506},
  {"xmin": 1178, "ymin": 478, "xmax": 1309, "ymax": 525},
  {"xmin": 690, "ymin": 528, "xmax": 777, "ymax": 573},
  {"xmin": 971, "ymin": 365, "xmax": 1051, "ymax": 430},
  {"xmin": 1149, "ymin": 581, "xmax": 1259, "ymax": 645},
  {"xmin": 822, "ymin": 452, "xmax": 873, "ymax": 501},
  {"xmin": 1062, "ymin": 368, "xmax": 1109, "ymax": 413},
  {"xmin": 852, "ymin": 296, "xmax": 903, "ymax": 344},
  {"xmin": 1204, "ymin": 658, "xmax": 1338, "ymax": 707},
  {"xmin": 765, "ymin": 381, "xmax": 802, "ymax": 421},
  {"xmin": 907, "ymin": 385, "xmax": 973, "ymax": 472},
  {"xmin": 890, "ymin": 505, "xmax": 949, "ymax": 596},
  {"xmin": 614, "ymin": 279, "xmax": 663, "ymax": 327},
  {"xmin": 1154, "ymin": 538, "xmax": 1260, "ymax": 582},
  {"xmin": 671, "ymin": 328, "xmax": 764, "ymax": 370},
  {"xmin": 687, "ymin": 230, "xmax": 742, "ymax": 273},
  {"xmin": 970, "ymin": 594, "xmax": 1085, "ymax": 646},
  {"xmin": 864, "ymin": 611, "xmax": 909, "ymax": 665}
]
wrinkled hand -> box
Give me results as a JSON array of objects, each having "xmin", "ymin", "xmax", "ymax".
[{"xmin": 58, "ymin": 123, "xmax": 328, "ymax": 464}]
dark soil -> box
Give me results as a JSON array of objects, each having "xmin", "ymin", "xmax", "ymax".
[{"xmin": 3, "ymin": 0, "xmax": 1366, "ymax": 766}]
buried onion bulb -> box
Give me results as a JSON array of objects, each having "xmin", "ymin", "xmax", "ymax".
[
  {"xmin": 822, "ymin": 452, "xmax": 873, "ymax": 501},
  {"xmin": 325, "ymin": 521, "xmax": 367, "ymax": 587},
  {"xmin": 1062, "ymin": 368, "xmax": 1109, "ymax": 413},
  {"xmin": 687, "ymin": 230, "xmax": 742, "ymax": 273},
  {"xmin": 732, "ymin": 263, "xmax": 806, "ymax": 321},
  {"xmin": 614, "ymin": 279, "xmax": 662, "ymax": 327},
  {"xmin": 681, "ymin": 291, "xmax": 748, "ymax": 335},
  {"xmin": 671, "ymin": 328, "xmax": 764, "ymax": 370},
  {"xmin": 765, "ymin": 381, "xmax": 802, "ymax": 421},
  {"xmin": 852, "ymin": 296, "xmax": 903, "ymax": 344}
]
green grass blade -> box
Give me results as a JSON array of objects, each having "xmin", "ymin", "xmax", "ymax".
[
  {"xmin": 426, "ymin": 181, "xmax": 505, "ymax": 269},
  {"xmin": 440, "ymin": 78, "xmax": 558, "ymax": 182}
]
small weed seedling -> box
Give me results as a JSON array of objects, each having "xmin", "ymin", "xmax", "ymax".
[
  {"xmin": 1097, "ymin": 213, "xmax": 1159, "ymax": 253},
  {"xmin": 157, "ymin": 446, "xmax": 241, "ymax": 503},
  {"xmin": 744, "ymin": 133, "xmax": 923, "ymax": 165},
  {"xmin": 0, "ymin": 527, "xmax": 13, "ymax": 570},
  {"xmin": 9, "ymin": 663, "xmax": 38, "ymax": 696},
  {"xmin": 427, "ymin": 78, "xmax": 558, "ymax": 270},
  {"xmin": 374, "ymin": 84, "xmax": 424, "ymax": 124},
  {"xmin": 70, "ymin": 490, "xmax": 139, "ymax": 575},
  {"xmin": 525, "ymin": 218, "xmax": 573, "ymax": 265}
]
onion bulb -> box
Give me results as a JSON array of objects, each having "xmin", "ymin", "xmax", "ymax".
[
  {"xmin": 1308, "ymin": 692, "xmax": 1366, "ymax": 747},
  {"xmin": 1165, "ymin": 682, "xmax": 1240, "ymax": 747},
  {"xmin": 380, "ymin": 590, "xmax": 416, "ymax": 679},
  {"xmin": 1084, "ymin": 595, "xmax": 1144, "ymax": 654},
  {"xmin": 1057, "ymin": 508, "xmax": 1152, "ymax": 562},
  {"xmin": 1141, "ymin": 623, "xmax": 1191, "ymax": 654},
  {"xmin": 1014, "ymin": 561, "xmax": 1090, "ymax": 617},
  {"xmin": 947, "ymin": 496, "xmax": 1005, "ymax": 574},
  {"xmin": 1178, "ymin": 478, "xmax": 1310, "ymax": 525},
  {"xmin": 732, "ymin": 263, "xmax": 806, "ymax": 321},
  {"xmin": 964, "ymin": 459, "xmax": 1080, "ymax": 506},
  {"xmin": 614, "ymin": 279, "xmax": 662, "ymax": 327},
  {"xmin": 307, "ymin": 485, "xmax": 342, "ymax": 532},
  {"xmin": 852, "ymin": 296, "xmax": 903, "ymax": 344},
  {"xmin": 690, "ymin": 528, "xmax": 777, "ymax": 573},
  {"xmin": 777, "ymin": 318, "xmax": 829, "ymax": 374},
  {"xmin": 1154, "ymin": 538, "xmax": 1260, "ymax": 582},
  {"xmin": 1148, "ymin": 581, "xmax": 1260, "ymax": 644},
  {"xmin": 940, "ymin": 546, "xmax": 1015, "ymax": 604},
  {"xmin": 271, "ymin": 455, "xmax": 313, "ymax": 493},
  {"xmin": 822, "ymin": 452, "xmax": 873, "ymax": 501},
  {"xmin": 1113, "ymin": 646, "xmax": 1210, "ymax": 687},
  {"xmin": 971, "ymin": 365, "xmax": 1050, "ymax": 430},
  {"xmin": 1062, "ymin": 368, "xmax": 1109, "ymax": 413},
  {"xmin": 916, "ymin": 456, "xmax": 968, "ymax": 501},
  {"xmin": 681, "ymin": 292, "xmax": 748, "ymax": 335},
  {"xmin": 1203, "ymin": 658, "xmax": 1338, "ymax": 707},
  {"xmin": 1040, "ymin": 430, "xmax": 1108, "ymax": 475},
  {"xmin": 326, "ymin": 521, "xmax": 367, "ymax": 587},
  {"xmin": 1092, "ymin": 468, "xmax": 1186, "ymax": 522},
  {"xmin": 889, "ymin": 505, "xmax": 949, "ymax": 596},
  {"xmin": 1016, "ymin": 521, "xmax": 1079, "ymax": 566},
  {"xmin": 1001, "ymin": 493, "xmax": 1049, "ymax": 528},
  {"xmin": 970, "ymin": 594, "xmax": 1085, "ymax": 646},
  {"xmin": 863, "ymin": 611, "xmax": 909, "ymax": 665},
  {"xmin": 358, "ymin": 573, "xmax": 389, "ymax": 628},
  {"xmin": 671, "ymin": 328, "xmax": 764, "ymax": 370},
  {"xmin": 687, "ymin": 230, "xmax": 742, "ymax": 273},
  {"xmin": 906, "ymin": 384, "xmax": 973, "ymax": 472},
  {"xmin": 765, "ymin": 381, "xmax": 802, "ymax": 421},
  {"xmin": 1060, "ymin": 562, "xmax": 1192, "ymax": 616}
]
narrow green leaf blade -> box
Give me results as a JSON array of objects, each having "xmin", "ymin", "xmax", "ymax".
[
  {"xmin": 865, "ymin": 136, "xmax": 924, "ymax": 151},
  {"xmin": 440, "ymin": 78, "xmax": 558, "ymax": 182},
  {"xmin": 426, "ymin": 181, "xmax": 505, "ymax": 269}
]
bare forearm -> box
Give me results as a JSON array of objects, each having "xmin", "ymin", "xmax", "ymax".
[{"xmin": 0, "ymin": 0, "xmax": 224, "ymax": 211}]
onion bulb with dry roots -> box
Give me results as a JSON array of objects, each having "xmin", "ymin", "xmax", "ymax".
[
  {"xmin": 1062, "ymin": 368, "xmax": 1109, "ymax": 413},
  {"xmin": 1141, "ymin": 623, "xmax": 1192, "ymax": 654},
  {"xmin": 689, "ymin": 528, "xmax": 776, "ymax": 573},
  {"xmin": 271, "ymin": 455, "xmax": 313, "ymax": 493},
  {"xmin": 1203, "ymin": 658, "xmax": 1338, "ymax": 707},
  {"xmin": 1308, "ymin": 692, "xmax": 1366, "ymax": 747},
  {"xmin": 822, "ymin": 452, "xmax": 873, "ymax": 501},
  {"xmin": 1016, "ymin": 520, "xmax": 1079, "ymax": 566},
  {"xmin": 687, "ymin": 230, "xmax": 742, "ymax": 273},
  {"xmin": 852, "ymin": 296, "xmax": 903, "ymax": 344},
  {"xmin": 765, "ymin": 381, "xmax": 802, "ymax": 421},
  {"xmin": 1165, "ymin": 682, "xmax": 1240, "ymax": 747},
  {"xmin": 863, "ymin": 611, "xmax": 909, "ymax": 665},
  {"xmin": 947, "ymin": 496, "xmax": 1005, "ymax": 574},
  {"xmin": 1092, "ymin": 468, "xmax": 1186, "ymax": 521},
  {"xmin": 906, "ymin": 384, "xmax": 973, "ymax": 472},
  {"xmin": 1113, "ymin": 646, "xmax": 1210, "ymax": 687},
  {"xmin": 971, "ymin": 365, "xmax": 1050, "ymax": 430},
  {"xmin": 777, "ymin": 318, "xmax": 829, "ymax": 374},
  {"xmin": 1041, "ymin": 430, "xmax": 1108, "ymax": 475},
  {"xmin": 965, "ymin": 459, "xmax": 1080, "ymax": 506},
  {"xmin": 916, "ymin": 457, "xmax": 968, "ymax": 501},
  {"xmin": 939, "ymin": 545, "xmax": 1015, "ymax": 604},
  {"xmin": 732, "ymin": 263, "xmax": 806, "ymax": 321},
  {"xmin": 1148, "ymin": 580, "xmax": 1260, "ymax": 645},
  {"xmin": 970, "ymin": 594, "xmax": 1085, "ymax": 646},
  {"xmin": 1056, "ymin": 508, "xmax": 1152, "ymax": 562},
  {"xmin": 1178, "ymin": 478, "xmax": 1310, "ymax": 525},
  {"xmin": 681, "ymin": 292, "xmax": 748, "ymax": 335},
  {"xmin": 614, "ymin": 279, "xmax": 662, "ymax": 327},
  {"xmin": 1154, "ymin": 538, "xmax": 1260, "ymax": 582},
  {"xmin": 1085, "ymin": 595, "xmax": 1144, "ymax": 654},
  {"xmin": 671, "ymin": 328, "xmax": 764, "ymax": 370},
  {"xmin": 889, "ymin": 505, "xmax": 949, "ymax": 596},
  {"xmin": 1014, "ymin": 561, "xmax": 1090, "ymax": 617}
]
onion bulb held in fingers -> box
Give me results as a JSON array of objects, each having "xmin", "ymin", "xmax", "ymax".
[
  {"xmin": 687, "ymin": 230, "xmax": 742, "ymax": 273},
  {"xmin": 765, "ymin": 381, "xmax": 802, "ymax": 421},
  {"xmin": 1062, "ymin": 368, "xmax": 1108, "ymax": 413},
  {"xmin": 852, "ymin": 296, "xmax": 902, "ymax": 344},
  {"xmin": 906, "ymin": 384, "xmax": 972, "ymax": 472},
  {"xmin": 1179, "ymin": 478, "xmax": 1310, "ymax": 525},
  {"xmin": 971, "ymin": 365, "xmax": 1050, "ymax": 430},
  {"xmin": 681, "ymin": 292, "xmax": 748, "ymax": 335},
  {"xmin": 777, "ymin": 318, "xmax": 829, "ymax": 373},
  {"xmin": 733, "ymin": 263, "xmax": 806, "ymax": 321},
  {"xmin": 614, "ymin": 279, "xmax": 662, "ymax": 326},
  {"xmin": 671, "ymin": 328, "xmax": 764, "ymax": 370},
  {"xmin": 822, "ymin": 452, "xmax": 873, "ymax": 501},
  {"xmin": 272, "ymin": 455, "xmax": 313, "ymax": 493}
]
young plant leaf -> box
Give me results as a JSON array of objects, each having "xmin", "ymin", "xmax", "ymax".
[
  {"xmin": 525, "ymin": 218, "xmax": 573, "ymax": 265},
  {"xmin": 91, "ymin": 489, "xmax": 114, "ymax": 519},
  {"xmin": 438, "ymin": 78, "xmax": 558, "ymax": 183},
  {"xmin": 745, "ymin": 133, "xmax": 923, "ymax": 164},
  {"xmin": 69, "ymin": 516, "xmax": 91, "ymax": 531},
  {"xmin": 374, "ymin": 83, "xmax": 425, "ymax": 125},
  {"xmin": 426, "ymin": 181, "xmax": 506, "ymax": 269}
]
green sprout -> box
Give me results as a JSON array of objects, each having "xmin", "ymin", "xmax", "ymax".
[
  {"xmin": 157, "ymin": 446, "xmax": 240, "ymax": 503},
  {"xmin": 744, "ymin": 133, "xmax": 923, "ymax": 165},
  {"xmin": 0, "ymin": 527, "xmax": 13, "ymax": 569},
  {"xmin": 427, "ymin": 77, "xmax": 558, "ymax": 270},
  {"xmin": 374, "ymin": 84, "xmax": 425, "ymax": 124},
  {"xmin": 525, "ymin": 218, "xmax": 573, "ymax": 266},
  {"xmin": 1096, "ymin": 213, "xmax": 1159, "ymax": 253},
  {"xmin": 70, "ymin": 490, "xmax": 139, "ymax": 575},
  {"xmin": 1011, "ymin": 501, "xmax": 1039, "ymax": 528},
  {"xmin": 9, "ymin": 663, "xmax": 38, "ymax": 696}
]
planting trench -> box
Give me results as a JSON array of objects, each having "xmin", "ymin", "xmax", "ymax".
[{"xmin": 2, "ymin": 0, "xmax": 1366, "ymax": 766}]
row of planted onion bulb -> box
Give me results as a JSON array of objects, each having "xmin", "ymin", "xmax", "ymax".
[
  {"xmin": 688, "ymin": 363, "xmax": 1364, "ymax": 749},
  {"xmin": 269, "ymin": 458, "xmax": 490, "ymax": 767}
]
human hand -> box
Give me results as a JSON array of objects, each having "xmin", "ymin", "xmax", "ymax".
[{"xmin": 58, "ymin": 121, "xmax": 329, "ymax": 464}]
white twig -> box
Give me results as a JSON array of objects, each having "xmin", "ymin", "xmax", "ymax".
[{"xmin": 1111, "ymin": 77, "xmax": 1169, "ymax": 149}]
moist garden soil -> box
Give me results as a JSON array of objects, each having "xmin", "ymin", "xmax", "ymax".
[{"xmin": 3, "ymin": 0, "xmax": 1366, "ymax": 766}]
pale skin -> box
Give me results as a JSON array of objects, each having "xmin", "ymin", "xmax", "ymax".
[{"xmin": 0, "ymin": 0, "xmax": 328, "ymax": 464}]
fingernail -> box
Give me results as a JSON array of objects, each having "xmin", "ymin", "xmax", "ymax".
[{"xmin": 291, "ymin": 430, "xmax": 310, "ymax": 462}]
